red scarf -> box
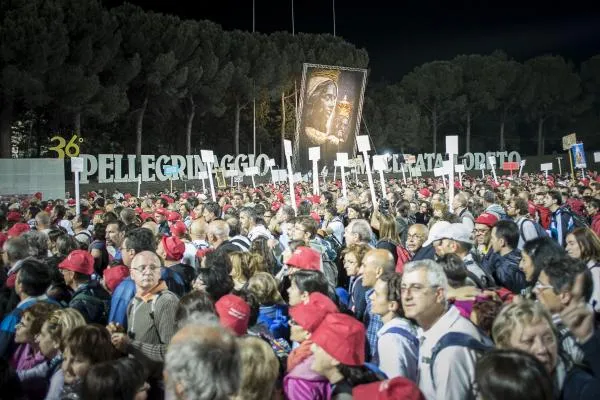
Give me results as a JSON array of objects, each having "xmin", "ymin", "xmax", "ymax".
[{"xmin": 286, "ymin": 340, "xmax": 313, "ymax": 373}]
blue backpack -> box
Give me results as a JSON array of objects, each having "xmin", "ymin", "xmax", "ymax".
[
  {"xmin": 428, "ymin": 331, "xmax": 494, "ymax": 389},
  {"xmin": 383, "ymin": 326, "xmax": 420, "ymax": 349},
  {"xmin": 519, "ymin": 219, "xmax": 548, "ymax": 243}
]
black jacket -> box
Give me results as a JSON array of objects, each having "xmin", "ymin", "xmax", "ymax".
[{"xmin": 69, "ymin": 280, "xmax": 110, "ymax": 325}]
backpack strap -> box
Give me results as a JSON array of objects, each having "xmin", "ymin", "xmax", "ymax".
[
  {"xmin": 428, "ymin": 332, "xmax": 493, "ymax": 389},
  {"xmin": 383, "ymin": 326, "xmax": 419, "ymax": 349}
]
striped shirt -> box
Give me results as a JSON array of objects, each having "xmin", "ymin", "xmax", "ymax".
[{"xmin": 126, "ymin": 289, "xmax": 179, "ymax": 374}]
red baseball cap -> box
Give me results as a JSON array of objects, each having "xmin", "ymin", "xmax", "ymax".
[
  {"xmin": 167, "ymin": 211, "xmax": 181, "ymax": 222},
  {"xmin": 103, "ymin": 265, "xmax": 130, "ymax": 292},
  {"xmin": 286, "ymin": 246, "xmax": 321, "ymax": 271},
  {"xmin": 475, "ymin": 212, "xmax": 499, "ymax": 227},
  {"xmin": 161, "ymin": 236, "xmax": 185, "ymax": 261},
  {"xmin": 215, "ymin": 294, "xmax": 250, "ymax": 336},
  {"xmin": 419, "ymin": 188, "xmax": 431, "ymax": 198},
  {"xmin": 59, "ymin": 250, "xmax": 95, "ymax": 275},
  {"xmin": 6, "ymin": 211, "xmax": 21, "ymax": 223},
  {"xmin": 311, "ymin": 313, "xmax": 365, "ymax": 366},
  {"xmin": 352, "ymin": 377, "xmax": 425, "ymax": 400},
  {"xmin": 155, "ymin": 208, "xmax": 168, "ymax": 216},
  {"xmin": 170, "ymin": 221, "xmax": 187, "ymax": 237},
  {"xmin": 7, "ymin": 223, "xmax": 30, "ymax": 238},
  {"xmin": 290, "ymin": 292, "xmax": 338, "ymax": 333}
]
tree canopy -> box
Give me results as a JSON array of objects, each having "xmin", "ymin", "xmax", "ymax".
[{"xmin": 1, "ymin": 0, "xmax": 598, "ymax": 159}]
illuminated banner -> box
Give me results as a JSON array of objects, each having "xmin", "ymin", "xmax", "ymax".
[
  {"xmin": 77, "ymin": 150, "xmax": 522, "ymax": 184},
  {"xmin": 570, "ymin": 143, "xmax": 587, "ymax": 169},
  {"xmin": 295, "ymin": 64, "xmax": 368, "ymax": 171}
]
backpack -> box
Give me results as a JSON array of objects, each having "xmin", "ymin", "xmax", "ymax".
[
  {"xmin": 561, "ymin": 206, "xmax": 589, "ymax": 229},
  {"xmin": 519, "ymin": 219, "xmax": 548, "ymax": 243},
  {"xmin": 383, "ymin": 326, "xmax": 419, "ymax": 349},
  {"xmin": 428, "ymin": 331, "xmax": 493, "ymax": 389}
]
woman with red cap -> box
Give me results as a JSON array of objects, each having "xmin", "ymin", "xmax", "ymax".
[
  {"xmin": 310, "ymin": 313, "xmax": 385, "ymax": 399},
  {"xmin": 283, "ymin": 292, "xmax": 338, "ymax": 400}
]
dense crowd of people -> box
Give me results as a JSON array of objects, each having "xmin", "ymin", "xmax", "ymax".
[{"xmin": 1, "ymin": 170, "xmax": 600, "ymax": 399}]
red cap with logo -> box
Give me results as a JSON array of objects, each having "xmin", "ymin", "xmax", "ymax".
[
  {"xmin": 310, "ymin": 313, "xmax": 365, "ymax": 366},
  {"xmin": 161, "ymin": 236, "xmax": 185, "ymax": 261},
  {"xmin": 215, "ymin": 294, "xmax": 251, "ymax": 336},
  {"xmin": 59, "ymin": 250, "xmax": 95, "ymax": 275},
  {"xmin": 352, "ymin": 377, "xmax": 425, "ymax": 400},
  {"xmin": 290, "ymin": 292, "xmax": 338, "ymax": 333},
  {"xmin": 286, "ymin": 246, "xmax": 321, "ymax": 271}
]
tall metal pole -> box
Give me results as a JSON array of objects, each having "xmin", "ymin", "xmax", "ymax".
[
  {"xmin": 252, "ymin": 0, "xmax": 257, "ymax": 155},
  {"xmin": 291, "ymin": 0, "xmax": 295, "ymax": 35},
  {"xmin": 333, "ymin": 0, "xmax": 336, "ymax": 36}
]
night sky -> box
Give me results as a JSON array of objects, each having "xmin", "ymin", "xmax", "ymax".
[{"xmin": 105, "ymin": 1, "xmax": 600, "ymax": 81}]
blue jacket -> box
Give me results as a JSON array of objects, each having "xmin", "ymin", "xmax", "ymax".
[
  {"xmin": 0, "ymin": 296, "xmax": 60, "ymax": 359},
  {"xmin": 490, "ymin": 249, "xmax": 526, "ymax": 294},
  {"xmin": 108, "ymin": 268, "xmax": 185, "ymax": 329}
]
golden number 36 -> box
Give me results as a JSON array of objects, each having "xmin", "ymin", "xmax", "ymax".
[{"xmin": 49, "ymin": 135, "xmax": 81, "ymax": 158}]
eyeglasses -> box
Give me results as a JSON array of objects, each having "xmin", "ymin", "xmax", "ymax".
[
  {"xmin": 131, "ymin": 265, "xmax": 161, "ymax": 273},
  {"xmin": 534, "ymin": 281, "xmax": 554, "ymax": 292},
  {"xmin": 400, "ymin": 283, "xmax": 438, "ymax": 294}
]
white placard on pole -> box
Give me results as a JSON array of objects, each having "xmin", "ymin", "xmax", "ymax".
[
  {"xmin": 445, "ymin": 136, "xmax": 459, "ymax": 156},
  {"xmin": 71, "ymin": 157, "xmax": 84, "ymax": 216},
  {"xmin": 455, "ymin": 164, "xmax": 465, "ymax": 186},
  {"xmin": 200, "ymin": 150, "xmax": 214, "ymax": 163},
  {"xmin": 540, "ymin": 162, "xmax": 553, "ymax": 178},
  {"xmin": 284, "ymin": 140, "xmax": 293, "ymax": 158},
  {"xmin": 445, "ymin": 136, "xmax": 458, "ymax": 212},
  {"xmin": 433, "ymin": 167, "xmax": 445, "ymax": 177},
  {"xmin": 200, "ymin": 149, "xmax": 216, "ymax": 201},
  {"xmin": 519, "ymin": 160, "xmax": 526, "ymax": 177},
  {"xmin": 336, "ymin": 154, "xmax": 348, "ymax": 198},
  {"xmin": 594, "ymin": 152, "xmax": 600, "ymax": 163},
  {"xmin": 198, "ymin": 171, "xmax": 208, "ymax": 193},
  {"xmin": 284, "ymin": 140, "xmax": 296, "ymax": 211},
  {"xmin": 308, "ymin": 147, "xmax": 320, "ymax": 195},
  {"xmin": 268, "ymin": 158, "xmax": 276, "ymax": 184},
  {"xmin": 372, "ymin": 155, "xmax": 387, "ymax": 198},
  {"xmin": 356, "ymin": 144, "xmax": 377, "ymax": 207},
  {"xmin": 488, "ymin": 156, "xmax": 498, "ymax": 184},
  {"xmin": 356, "ymin": 135, "xmax": 371, "ymax": 152}
]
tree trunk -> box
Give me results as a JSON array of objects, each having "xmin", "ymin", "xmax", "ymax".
[
  {"xmin": 432, "ymin": 107, "xmax": 438, "ymax": 154},
  {"xmin": 537, "ymin": 117, "xmax": 544, "ymax": 156},
  {"xmin": 281, "ymin": 91, "xmax": 286, "ymax": 167},
  {"xmin": 499, "ymin": 119, "xmax": 505, "ymax": 151},
  {"xmin": 234, "ymin": 98, "xmax": 241, "ymax": 155},
  {"xmin": 465, "ymin": 109, "xmax": 471, "ymax": 153},
  {"xmin": 185, "ymin": 95, "xmax": 195, "ymax": 155},
  {"xmin": 74, "ymin": 111, "xmax": 81, "ymax": 136},
  {"xmin": 136, "ymin": 96, "xmax": 148, "ymax": 160},
  {"xmin": 0, "ymin": 99, "xmax": 14, "ymax": 158}
]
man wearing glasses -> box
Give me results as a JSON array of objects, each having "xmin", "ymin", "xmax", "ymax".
[{"xmin": 110, "ymin": 251, "xmax": 179, "ymax": 388}]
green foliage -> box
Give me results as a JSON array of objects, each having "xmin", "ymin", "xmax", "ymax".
[{"xmin": 1, "ymin": 0, "xmax": 600, "ymax": 159}]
